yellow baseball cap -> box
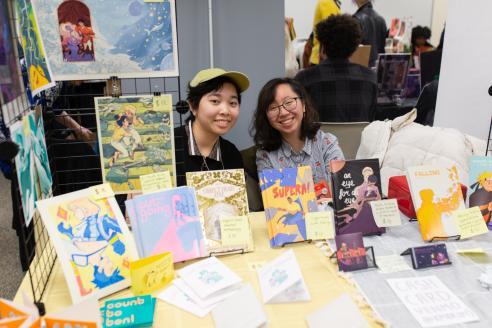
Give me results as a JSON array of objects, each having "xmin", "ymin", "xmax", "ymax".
[{"xmin": 189, "ymin": 68, "xmax": 250, "ymax": 93}]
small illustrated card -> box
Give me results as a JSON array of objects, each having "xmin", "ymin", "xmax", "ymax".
[
  {"xmin": 139, "ymin": 171, "xmax": 172, "ymax": 194},
  {"xmin": 401, "ymin": 244, "xmax": 451, "ymax": 270},
  {"xmin": 305, "ymin": 293, "xmax": 369, "ymax": 328},
  {"xmin": 305, "ymin": 211, "xmax": 335, "ymax": 240},
  {"xmin": 130, "ymin": 252, "xmax": 174, "ymax": 295},
  {"xmin": 257, "ymin": 249, "xmax": 310, "ymax": 304},
  {"xmin": 370, "ymin": 199, "xmax": 402, "ymax": 227},
  {"xmin": 452, "ymin": 207, "xmax": 489, "ymax": 239},
  {"xmin": 335, "ymin": 232, "xmax": 368, "ymax": 272},
  {"xmin": 220, "ymin": 215, "xmax": 251, "ymax": 246},
  {"xmin": 212, "ymin": 283, "xmax": 268, "ymax": 328},
  {"xmin": 178, "ymin": 257, "xmax": 242, "ymax": 300},
  {"xmin": 387, "ymin": 276, "xmax": 479, "ymax": 327},
  {"xmin": 0, "ymin": 298, "xmax": 36, "ymax": 327},
  {"xmin": 157, "ymin": 285, "xmax": 213, "ymax": 318}
]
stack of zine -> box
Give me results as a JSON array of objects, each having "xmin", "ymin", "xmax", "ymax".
[
  {"xmin": 126, "ymin": 186, "xmax": 208, "ymax": 262},
  {"xmin": 159, "ymin": 257, "xmax": 243, "ymax": 317}
]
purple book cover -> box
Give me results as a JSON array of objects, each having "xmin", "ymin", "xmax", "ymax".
[
  {"xmin": 335, "ymin": 232, "xmax": 367, "ymax": 272},
  {"xmin": 330, "ymin": 159, "xmax": 385, "ymax": 236}
]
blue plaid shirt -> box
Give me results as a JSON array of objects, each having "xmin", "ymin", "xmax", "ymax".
[{"xmin": 256, "ymin": 129, "xmax": 344, "ymax": 185}]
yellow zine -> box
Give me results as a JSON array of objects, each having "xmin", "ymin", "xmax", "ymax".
[
  {"xmin": 130, "ymin": 252, "xmax": 174, "ymax": 295},
  {"xmin": 452, "ymin": 207, "xmax": 489, "ymax": 239},
  {"xmin": 140, "ymin": 171, "xmax": 172, "ymax": 194},
  {"xmin": 220, "ymin": 215, "xmax": 250, "ymax": 246},
  {"xmin": 89, "ymin": 183, "xmax": 114, "ymax": 200},
  {"xmin": 305, "ymin": 211, "xmax": 334, "ymax": 240}
]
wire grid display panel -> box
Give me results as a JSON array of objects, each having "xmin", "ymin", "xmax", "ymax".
[{"xmin": 0, "ymin": 0, "xmax": 56, "ymax": 303}]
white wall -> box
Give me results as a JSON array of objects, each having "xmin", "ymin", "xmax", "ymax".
[
  {"xmin": 430, "ymin": 0, "xmax": 447, "ymax": 46},
  {"xmin": 434, "ymin": 0, "xmax": 492, "ymax": 142}
]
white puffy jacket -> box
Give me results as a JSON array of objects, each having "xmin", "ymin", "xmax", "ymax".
[{"xmin": 356, "ymin": 109, "xmax": 487, "ymax": 194}]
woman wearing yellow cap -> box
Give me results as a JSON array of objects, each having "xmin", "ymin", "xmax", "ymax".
[{"xmin": 174, "ymin": 68, "xmax": 250, "ymax": 186}]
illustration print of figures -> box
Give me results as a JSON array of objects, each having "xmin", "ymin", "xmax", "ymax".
[
  {"xmin": 469, "ymin": 171, "xmax": 492, "ymax": 227},
  {"xmin": 57, "ymin": 197, "xmax": 126, "ymax": 294},
  {"xmin": 57, "ymin": 0, "xmax": 95, "ymax": 62}
]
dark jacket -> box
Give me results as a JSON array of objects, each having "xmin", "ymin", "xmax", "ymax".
[
  {"xmin": 354, "ymin": 2, "xmax": 387, "ymax": 67},
  {"xmin": 174, "ymin": 125, "xmax": 244, "ymax": 186}
]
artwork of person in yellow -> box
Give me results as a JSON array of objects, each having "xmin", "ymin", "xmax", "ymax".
[
  {"xmin": 278, "ymin": 196, "xmax": 306, "ymax": 239},
  {"xmin": 309, "ymin": 0, "xmax": 341, "ymax": 65},
  {"xmin": 123, "ymin": 104, "xmax": 144, "ymax": 149},
  {"xmin": 109, "ymin": 114, "xmax": 137, "ymax": 167}
]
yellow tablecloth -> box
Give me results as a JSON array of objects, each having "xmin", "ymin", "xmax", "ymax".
[{"xmin": 15, "ymin": 212, "xmax": 383, "ymax": 327}]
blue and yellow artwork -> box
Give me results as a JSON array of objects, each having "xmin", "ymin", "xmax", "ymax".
[
  {"xmin": 95, "ymin": 95, "xmax": 176, "ymax": 194},
  {"xmin": 36, "ymin": 188, "xmax": 138, "ymax": 303},
  {"xmin": 32, "ymin": 0, "xmax": 178, "ymax": 80}
]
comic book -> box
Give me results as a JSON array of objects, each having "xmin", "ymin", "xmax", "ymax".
[
  {"xmin": 330, "ymin": 159, "xmax": 385, "ymax": 236},
  {"xmin": 125, "ymin": 186, "xmax": 207, "ymax": 262},
  {"xmin": 259, "ymin": 166, "xmax": 317, "ymax": 247},
  {"xmin": 186, "ymin": 169, "xmax": 253, "ymax": 254},
  {"xmin": 407, "ymin": 165, "xmax": 465, "ymax": 241},
  {"xmin": 468, "ymin": 156, "xmax": 492, "ymax": 229}
]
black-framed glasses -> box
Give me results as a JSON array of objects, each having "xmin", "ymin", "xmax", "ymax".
[{"xmin": 267, "ymin": 97, "xmax": 301, "ymax": 116}]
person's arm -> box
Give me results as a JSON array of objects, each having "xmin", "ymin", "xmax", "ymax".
[{"xmin": 55, "ymin": 110, "xmax": 95, "ymax": 142}]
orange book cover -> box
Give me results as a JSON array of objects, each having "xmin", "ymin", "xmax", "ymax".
[{"xmin": 407, "ymin": 165, "xmax": 465, "ymax": 241}]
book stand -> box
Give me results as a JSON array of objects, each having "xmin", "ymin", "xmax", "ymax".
[
  {"xmin": 428, "ymin": 235, "xmax": 461, "ymax": 242},
  {"xmin": 209, "ymin": 248, "xmax": 246, "ymax": 257},
  {"xmin": 329, "ymin": 246, "xmax": 378, "ymax": 271},
  {"xmin": 280, "ymin": 239, "xmax": 313, "ymax": 247}
]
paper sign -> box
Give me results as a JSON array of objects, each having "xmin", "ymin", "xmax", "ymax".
[
  {"xmin": 130, "ymin": 252, "xmax": 174, "ymax": 295},
  {"xmin": 376, "ymin": 255, "xmax": 412, "ymax": 274},
  {"xmin": 220, "ymin": 215, "xmax": 250, "ymax": 246},
  {"xmin": 456, "ymin": 248, "xmax": 486, "ymax": 255},
  {"xmin": 139, "ymin": 171, "xmax": 172, "ymax": 194},
  {"xmin": 153, "ymin": 94, "xmax": 172, "ymax": 112},
  {"xmin": 305, "ymin": 211, "xmax": 334, "ymax": 240},
  {"xmin": 370, "ymin": 199, "xmax": 401, "ymax": 227},
  {"xmin": 452, "ymin": 207, "xmax": 489, "ymax": 239},
  {"xmin": 387, "ymin": 276, "xmax": 478, "ymax": 327},
  {"xmin": 89, "ymin": 183, "xmax": 114, "ymax": 199}
]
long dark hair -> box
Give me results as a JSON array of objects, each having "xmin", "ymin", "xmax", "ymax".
[{"xmin": 250, "ymin": 78, "xmax": 320, "ymax": 151}]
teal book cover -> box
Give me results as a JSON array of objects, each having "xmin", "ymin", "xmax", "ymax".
[{"xmin": 102, "ymin": 295, "xmax": 156, "ymax": 328}]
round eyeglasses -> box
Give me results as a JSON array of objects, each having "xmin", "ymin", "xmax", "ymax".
[{"xmin": 267, "ymin": 97, "xmax": 301, "ymax": 117}]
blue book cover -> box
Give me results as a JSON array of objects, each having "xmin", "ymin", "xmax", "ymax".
[
  {"xmin": 102, "ymin": 295, "xmax": 155, "ymax": 328},
  {"xmin": 125, "ymin": 186, "xmax": 207, "ymax": 261}
]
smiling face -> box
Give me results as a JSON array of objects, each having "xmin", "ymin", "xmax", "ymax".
[
  {"xmin": 190, "ymin": 82, "xmax": 240, "ymax": 137},
  {"xmin": 266, "ymin": 83, "xmax": 304, "ymax": 140}
]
